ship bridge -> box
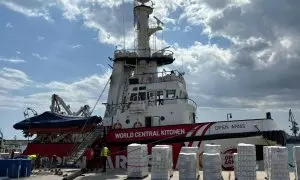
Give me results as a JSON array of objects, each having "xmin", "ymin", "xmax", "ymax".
[{"xmin": 113, "ymin": 48, "xmax": 175, "ymax": 67}]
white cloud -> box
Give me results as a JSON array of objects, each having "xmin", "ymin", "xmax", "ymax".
[
  {"xmin": 37, "ymin": 36, "xmax": 45, "ymax": 41},
  {"xmin": 32, "ymin": 53, "xmax": 48, "ymax": 60},
  {"xmin": 0, "ymin": 1, "xmax": 55, "ymax": 22},
  {"xmin": 16, "ymin": 51, "xmax": 21, "ymax": 54},
  {"xmin": 0, "ymin": 69, "xmax": 111, "ymax": 114},
  {"xmin": 70, "ymin": 44, "xmax": 82, "ymax": 49},
  {"xmin": 5, "ymin": 22, "xmax": 12, "ymax": 28},
  {"xmin": 0, "ymin": 67, "xmax": 31, "ymax": 91},
  {"xmin": 0, "ymin": 57, "xmax": 26, "ymax": 63},
  {"xmin": 183, "ymin": 26, "xmax": 192, "ymax": 32}
]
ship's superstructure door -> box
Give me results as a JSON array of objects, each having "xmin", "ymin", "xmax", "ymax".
[{"xmin": 145, "ymin": 117, "xmax": 152, "ymax": 128}]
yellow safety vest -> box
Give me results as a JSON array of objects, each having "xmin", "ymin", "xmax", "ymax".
[{"xmin": 101, "ymin": 147, "xmax": 109, "ymax": 157}]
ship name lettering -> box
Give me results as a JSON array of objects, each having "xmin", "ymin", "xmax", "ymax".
[
  {"xmin": 231, "ymin": 124, "xmax": 245, "ymax": 129},
  {"xmin": 215, "ymin": 125, "xmax": 229, "ymax": 130}
]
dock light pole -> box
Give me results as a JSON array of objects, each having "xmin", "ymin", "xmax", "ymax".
[{"xmin": 227, "ymin": 113, "xmax": 232, "ymax": 121}]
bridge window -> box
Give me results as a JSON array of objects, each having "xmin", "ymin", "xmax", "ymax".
[
  {"xmin": 139, "ymin": 86, "xmax": 146, "ymax": 90},
  {"xmin": 166, "ymin": 90, "xmax": 176, "ymax": 98},
  {"xmin": 130, "ymin": 93, "xmax": 137, "ymax": 101},
  {"xmin": 132, "ymin": 87, "xmax": 138, "ymax": 91},
  {"xmin": 138, "ymin": 92, "xmax": 146, "ymax": 101},
  {"xmin": 156, "ymin": 91, "xmax": 164, "ymax": 105}
]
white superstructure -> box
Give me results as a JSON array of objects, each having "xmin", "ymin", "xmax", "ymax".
[{"xmin": 103, "ymin": 0, "xmax": 196, "ymax": 129}]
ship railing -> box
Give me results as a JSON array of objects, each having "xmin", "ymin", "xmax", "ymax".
[
  {"xmin": 132, "ymin": 70, "xmax": 186, "ymax": 85},
  {"xmin": 102, "ymin": 97, "xmax": 197, "ymax": 113},
  {"xmin": 114, "ymin": 48, "xmax": 174, "ymax": 59}
]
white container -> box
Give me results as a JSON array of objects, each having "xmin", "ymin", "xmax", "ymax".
[
  {"xmin": 151, "ymin": 146, "xmax": 170, "ymax": 180},
  {"xmin": 155, "ymin": 145, "xmax": 173, "ymax": 177},
  {"xmin": 236, "ymin": 143, "xmax": 256, "ymax": 180},
  {"xmin": 203, "ymin": 153, "xmax": 222, "ymax": 180},
  {"xmin": 179, "ymin": 153, "xmax": 198, "ymax": 180},
  {"xmin": 204, "ymin": 144, "xmax": 221, "ymax": 154},
  {"xmin": 127, "ymin": 143, "xmax": 148, "ymax": 178}
]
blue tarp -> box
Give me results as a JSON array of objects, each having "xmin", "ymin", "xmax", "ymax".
[{"xmin": 13, "ymin": 111, "xmax": 101, "ymax": 130}]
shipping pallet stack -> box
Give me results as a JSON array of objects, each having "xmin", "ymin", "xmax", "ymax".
[
  {"xmin": 236, "ymin": 143, "xmax": 256, "ymax": 180},
  {"xmin": 180, "ymin": 147, "xmax": 200, "ymax": 178},
  {"xmin": 151, "ymin": 146, "xmax": 171, "ymax": 180},
  {"xmin": 267, "ymin": 146, "xmax": 289, "ymax": 180},
  {"xmin": 127, "ymin": 143, "xmax": 149, "ymax": 179},
  {"xmin": 294, "ymin": 146, "xmax": 300, "ymax": 180},
  {"xmin": 178, "ymin": 152, "xmax": 199, "ymax": 180},
  {"xmin": 155, "ymin": 145, "xmax": 173, "ymax": 178}
]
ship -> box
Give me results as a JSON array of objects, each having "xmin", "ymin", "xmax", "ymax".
[{"xmin": 13, "ymin": 0, "xmax": 286, "ymax": 170}]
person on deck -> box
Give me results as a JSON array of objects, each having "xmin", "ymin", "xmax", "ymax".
[
  {"xmin": 93, "ymin": 145, "xmax": 101, "ymax": 172},
  {"xmin": 86, "ymin": 147, "xmax": 94, "ymax": 172},
  {"xmin": 100, "ymin": 143, "xmax": 110, "ymax": 172}
]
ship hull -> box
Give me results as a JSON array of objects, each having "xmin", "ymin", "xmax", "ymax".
[{"xmin": 22, "ymin": 119, "xmax": 286, "ymax": 170}]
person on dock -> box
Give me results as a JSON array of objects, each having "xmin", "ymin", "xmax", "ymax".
[
  {"xmin": 93, "ymin": 145, "xmax": 101, "ymax": 172},
  {"xmin": 100, "ymin": 143, "xmax": 110, "ymax": 173}
]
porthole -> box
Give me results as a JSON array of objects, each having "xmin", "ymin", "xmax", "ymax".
[
  {"xmin": 126, "ymin": 119, "xmax": 130, "ymax": 124},
  {"xmin": 160, "ymin": 116, "xmax": 165, "ymax": 121}
]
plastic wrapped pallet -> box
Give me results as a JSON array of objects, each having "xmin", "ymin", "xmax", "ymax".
[
  {"xmin": 203, "ymin": 153, "xmax": 222, "ymax": 180},
  {"xmin": 294, "ymin": 146, "xmax": 300, "ymax": 180},
  {"xmin": 236, "ymin": 143, "xmax": 256, "ymax": 180},
  {"xmin": 233, "ymin": 153, "xmax": 238, "ymax": 179},
  {"xmin": 263, "ymin": 146, "xmax": 268, "ymax": 171},
  {"xmin": 268, "ymin": 146, "xmax": 289, "ymax": 180},
  {"xmin": 178, "ymin": 153, "xmax": 198, "ymax": 180},
  {"xmin": 155, "ymin": 145, "xmax": 173, "ymax": 177},
  {"xmin": 204, "ymin": 144, "xmax": 221, "ymax": 154},
  {"xmin": 151, "ymin": 146, "xmax": 170, "ymax": 180},
  {"xmin": 180, "ymin": 147, "xmax": 200, "ymax": 173},
  {"xmin": 127, "ymin": 143, "xmax": 148, "ymax": 178}
]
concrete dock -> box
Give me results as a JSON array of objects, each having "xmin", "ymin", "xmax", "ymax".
[{"xmin": 20, "ymin": 169, "xmax": 296, "ymax": 180}]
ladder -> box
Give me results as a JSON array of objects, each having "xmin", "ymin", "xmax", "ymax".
[{"xmin": 65, "ymin": 124, "xmax": 105, "ymax": 165}]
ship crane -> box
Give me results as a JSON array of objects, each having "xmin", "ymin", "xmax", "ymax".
[
  {"xmin": 50, "ymin": 94, "xmax": 91, "ymax": 117},
  {"xmin": 289, "ymin": 109, "xmax": 299, "ymax": 137}
]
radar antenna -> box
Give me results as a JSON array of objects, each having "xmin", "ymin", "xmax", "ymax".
[{"xmin": 153, "ymin": 16, "xmax": 164, "ymax": 26}]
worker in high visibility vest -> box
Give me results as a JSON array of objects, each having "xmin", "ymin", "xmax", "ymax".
[{"xmin": 100, "ymin": 143, "xmax": 110, "ymax": 172}]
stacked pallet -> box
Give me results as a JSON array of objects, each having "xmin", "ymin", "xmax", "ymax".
[
  {"xmin": 268, "ymin": 146, "xmax": 289, "ymax": 180},
  {"xmin": 203, "ymin": 153, "xmax": 222, "ymax": 180},
  {"xmin": 155, "ymin": 145, "xmax": 173, "ymax": 177},
  {"xmin": 151, "ymin": 146, "xmax": 170, "ymax": 180},
  {"xmin": 236, "ymin": 143, "xmax": 256, "ymax": 180},
  {"xmin": 233, "ymin": 153, "xmax": 238, "ymax": 179},
  {"xmin": 204, "ymin": 144, "xmax": 221, "ymax": 154},
  {"xmin": 127, "ymin": 143, "xmax": 148, "ymax": 178},
  {"xmin": 263, "ymin": 146, "xmax": 269, "ymax": 172},
  {"xmin": 180, "ymin": 147, "xmax": 200, "ymax": 176},
  {"xmin": 294, "ymin": 146, "xmax": 300, "ymax": 180},
  {"xmin": 178, "ymin": 152, "xmax": 198, "ymax": 180}
]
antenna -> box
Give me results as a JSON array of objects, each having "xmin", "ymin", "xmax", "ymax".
[{"xmin": 123, "ymin": 15, "xmax": 126, "ymax": 50}]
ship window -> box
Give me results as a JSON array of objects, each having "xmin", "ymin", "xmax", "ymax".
[
  {"xmin": 132, "ymin": 87, "xmax": 138, "ymax": 91},
  {"xmin": 139, "ymin": 86, "xmax": 146, "ymax": 90},
  {"xmin": 130, "ymin": 93, "xmax": 137, "ymax": 101},
  {"xmin": 126, "ymin": 119, "xmax": 130, "ymax": 124},
  {"xmin": 147, "ymin": 92, "xmax": 155, "ymax": 101},
  {"xmin": 138, "ymin": 92, "xmax": 146, "ymax": 101},
  {"xmin": 156, "ymin": 91, "xmax": 164, "ymax": 105},
  {"xmin": 166, "ymin": 90, "xmax": 176, "ymax": 98}
]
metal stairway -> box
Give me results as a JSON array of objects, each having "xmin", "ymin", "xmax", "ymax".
[{"xmin": 65, "ymin": 124, "xmax": 105, "ymax": 165}]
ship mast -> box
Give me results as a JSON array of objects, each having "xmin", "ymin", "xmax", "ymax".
[{"xmin": 134, "ymin": 0, "xmax": 162, "ymax": 74}]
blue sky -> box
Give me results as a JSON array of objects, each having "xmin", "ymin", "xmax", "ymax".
[{"xmin": 0, "ymin": 0, "xmax": 299, "ymax": 139}]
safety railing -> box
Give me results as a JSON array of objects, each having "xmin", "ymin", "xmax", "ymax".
[
  {"xmin": 103, "ymin": 97, "xmax": 197, "ymax": 115},
  {"xmin": 114, "ymin": 48, "xmax": 174, "ymax": 59}
]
